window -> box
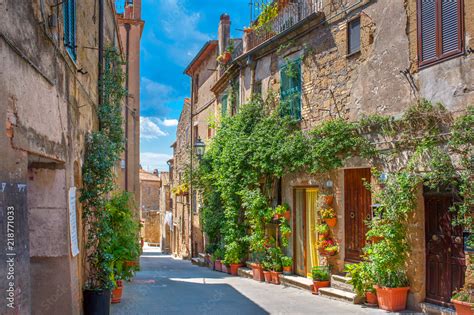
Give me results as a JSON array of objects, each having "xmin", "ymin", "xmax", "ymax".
[
  {"xmin": 63, "ymin": 0, "xmax": 77, "ymax": 60},
  {"xmin": 221, "ymin": 94, "xmax": 228, "ymax": 116},
  {"xmin": 254, "ymin": 80, "xmax": 262, "ymax": 96},
  {"xmin": 207, "ymin": 125, "xmax": 212, "ymax": 139},
  {"xmin": 418, "ymin": 0, "xmax": 463, "ymax": 67},
  {"xmin": 194, "ymin": 125, "xmax": 199, "ymax": 141},
  {"xmin": 280, "ymin": 59, "xmax": 302, "ymax": 120},
  {"xmin": 230, "ymin": 78, "xmax": 240, "ymax": 116},
  {"xmin": 348, "ymin": 17, "xmax": 361, "ymax": 55}
]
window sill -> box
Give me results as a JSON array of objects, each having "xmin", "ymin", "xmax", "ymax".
[
  {"xmin": 418, "ymin": 51, "xmax": 465, "ymax": 71},
  {"xmin": 345, "ymin": 50, "xmax": 361, "ymax": 59}
]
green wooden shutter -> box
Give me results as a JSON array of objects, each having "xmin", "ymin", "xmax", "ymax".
[
  {"xmin": 221, "ymin": 95, "xmax": 228, "ymax": 116},
  {"xmin": 64, "ymin": 0, "xmax": 77, "ymax": 60},
  {"xmin": 280, "ymin": 59, "xmax": 301, "ymax": 120}
]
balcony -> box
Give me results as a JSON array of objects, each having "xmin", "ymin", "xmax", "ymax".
[{"xmin": 245, "ymin": 0, "xmax": 323, "ymax": 52}]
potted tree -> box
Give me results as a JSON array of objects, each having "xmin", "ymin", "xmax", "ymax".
[
  {"xmin": 312, "ymin": 266, "xmax": 330, "ymax": 294},
  {"xmin": 262, "ymin": 249, "xmax": 273, "ymax": 283},
  {"xmin": 451, "ymin": 286, "xmax": 473, "ymax": 315},
  {"xmin": 346, "ymin": 262, "xmax": 378, "ymax": 306},
  {"xmin": 281, "ymin": 256, "xmax": 293, "ymax": 275},
  {"xmin": 249, "ymin": 250, "xmax": 265, "ymax": 281}
]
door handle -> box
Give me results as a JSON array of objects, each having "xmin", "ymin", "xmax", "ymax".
[
  {"xmin": 432, "ymin": 235, "xmax": 439, "ymax": 241},
  {"xmin": 454, "ymin": 236, "xmax": 462, "ymax": 244},
  {"xmin": 350, "ymin": 212, "xmax": 355, "ymax": 219}
]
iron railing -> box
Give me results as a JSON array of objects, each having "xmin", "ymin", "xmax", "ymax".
[{"xmin": 247, "ymin": 0, "xmax": 323, "ymax": 52}]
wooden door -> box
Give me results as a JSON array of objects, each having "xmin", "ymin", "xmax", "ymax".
[
  {"xmin": 344, "ymin": 168, "xmax": 372, "ymax": 262},
  {"xmin": 425, "ymin": 192, "xmax": 465, "ymax": 306}
]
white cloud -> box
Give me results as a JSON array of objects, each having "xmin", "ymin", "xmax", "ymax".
[
  {"xmin": 141, "ymin": 152, "xmax": 173, "ymax": 172},
  {"xmin": 141, "ymin": 77, "xmax": 174, "ymax": 96},
  {"xmin": 140, "ymin": 117, "xmax": 168, "ymax": 139},
  {"xmin": 161, "ymin": 119, "xmax": 179, "ymax": 127}
]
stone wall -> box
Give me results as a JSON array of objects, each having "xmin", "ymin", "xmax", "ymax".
[
  {"xmin": 143, "ymin": 211, "xmax": 161, "ymax": 244},
  {"xmin": 0, "ymin": 0, "xmax": 121, "ymax": 313}
]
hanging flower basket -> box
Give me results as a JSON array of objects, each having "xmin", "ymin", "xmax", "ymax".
[{"xmin": 325, "ymin": 217, "xmax": 337, "ymax": 227}]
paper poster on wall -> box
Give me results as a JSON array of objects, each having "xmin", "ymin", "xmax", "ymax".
[{"xmin": 69, "ymin": 187, "xmax": 80, "ymax": 257}]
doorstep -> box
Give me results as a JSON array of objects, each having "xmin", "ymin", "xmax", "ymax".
[
  {"xmin": 237, "ymin": 267, "xmax": 253, "ymax": 279},
  {"xmin": 419, "ymin": 302, "xmax": 455, "ymax": 315},
  {"xmin": 280, "ymin": 274, "xmax": 313, "ymax": 291}
]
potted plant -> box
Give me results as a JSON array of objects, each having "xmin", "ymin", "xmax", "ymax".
[
  {"xmin": 312, "ymin": 266, "xmax": 330, "ymax": 294},
  {"xmin": 262, "ymin": 259, "xmax": 272, "ymax": 283},
  {"xmin": 107, "ymin": 193, "xmax": 141, "ymax": 304},
  {"xmin": 281, "ymin": 256, "xmax": 292, "ymax": 275},
  {"xmin": 318, "ymin": 239, "xmax": 339, "ymax": 256},
  {"xmin": 322, "ymin": 194, "xmax": 334, "ymax": 205},
  {"xmin": 320, "ymin": 208, "xmax": 337, "ymax": 227},
  {"xmin": 346, "ymin": 262, "xmax": 377, "ymax": 305},
  {"xmin": 269, "ymin": 247, "xmax": 283, "ymax": 285},
  {"xmin": 226, "ymin": 242, "xmax": 244, "ymax": 276},
  {"xmin": 244, "ymin": 26, "xmax": 254, "ymax": 34},
  {"xmin": 317, "ymin": 224, "xmax": 330, "ymax": 239},
  {"xmin": 273, "ymin": 204, "xmax": 290, "ymax": 220},
  {"xmin": 249, "ymin": 251, "xmax": 265, "ymax": 281},
  {"xmin": 213, "ymin": 248, "xmax": 224, "ymax": 272},
  {"xmin": 373, "ymin": 270, "xmax": 410, "ymax": 312},
  {"xmin": 451, "ymin": 286, "xmax": 473, "ymax": 315}
]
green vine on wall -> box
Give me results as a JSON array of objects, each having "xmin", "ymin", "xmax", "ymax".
[{"xmin": 80, "ymin": 47, "xmax": 127, "ymax": 291}]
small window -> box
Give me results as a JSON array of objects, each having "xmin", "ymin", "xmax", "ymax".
[
  {"xmin": 254, "ymin": 80, "xmax": 262, "ymax": 96},
  {"xmin": 194, "ymin": 125, "xmax": 199, "ymax": 141},
  {"xmin": 64, "ymin": 0, "xmax": 77, "ymax": 60},
  {"xmin": 418, "ymin": 0, "xmax": 463, "ymax": 67},
  {"xmin": 280, "ymin": 59, "xmax": 302, "ymax": 120},
  {"xmin": 221, "ymin": 94, "xmax": 228, "ymax": 116},
  {"xmin": 348, "ymin": 17, "xmax": 361, "ymax": 55},
  {"xmin": 207, "ymin": 126, "xmax": 212, "ymax": 139}
]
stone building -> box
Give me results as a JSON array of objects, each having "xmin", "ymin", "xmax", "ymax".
[
  {"xmin": 140, "ymin": 169, "xmax": 161, "ymax": 244},
  {"xmin": 117, "ymin": 0, "xmax": 144, "ymax": 208},
  {"xmin": 200, "ymin": 0, "xmax": 473, "ymax": 311},
  {"xmin": 170, "ymin": 99, "xmax": 192, "ymax": 258},
  {"xmin": 183, "ymin": 14, "xmax": 243, "ymax": 258},
  {"xmin": 158, "ymin": 171, "xmax": 172, "ymax": 253},
  {"xmin": 0, "ymin": 0, "xmax": 129, "ymax": 314}
]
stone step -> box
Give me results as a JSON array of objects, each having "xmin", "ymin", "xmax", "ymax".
[
  {"xmin": 191, "ymin": 257, "xmax": 208, "ymax": 267},
  {"xmin": 420, "ymin": 302, "xmax": 455, "ymax": 315},
  {"xmin": 280, "ymin": 274, "xmax": 314, "ymax": 291},
  {"xmin": 330, "ymin": 274, "xmax": 355, "ymax": 293},
  {"xmin": 237, "ymin": 267, "xmax": 253, "ymax": 279},
  {"xmin": 198, "ymin": 252, "xmax": 207, "ymax": 259},
  {"xmin": 318, "ymin": 287, "xmax": 363, "ymax": 304}
]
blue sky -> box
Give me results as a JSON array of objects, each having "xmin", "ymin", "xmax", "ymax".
[{"xmin": 138, "ymin": 0, "xmax": 249, "ymax": 171}]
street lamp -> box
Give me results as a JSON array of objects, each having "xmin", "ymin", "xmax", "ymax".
[{"xmin": 194, "ymin": 138, "xmax": 205, "ymax": 161}]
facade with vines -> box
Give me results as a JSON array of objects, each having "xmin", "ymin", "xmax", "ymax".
[{"xmin": 190, "ymin": 0, "xmax": 474, "ymax": 311}]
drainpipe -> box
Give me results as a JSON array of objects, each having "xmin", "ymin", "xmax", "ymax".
[
  {"xmin": 125, "ymin": 23, "xmax": 131, "ymax": 191},
  {"xmin": 189, "ymin": 91, "xmax": 194, "ymax": 258},
  {"xmin": 98, "ymin": 0, "xmax": 104, "ymax": 118}
]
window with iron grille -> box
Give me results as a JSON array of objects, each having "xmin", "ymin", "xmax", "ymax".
[
  {"xmin": 418, "ymin": 0, "xmax": 464, "ymax": 67},
  {"xmin": 348, "ymin": 17, "xmax": 361, "ymax": 55},
  {"xmin": 63, "ymin": 0, "xmax": 77, "ymax": 60},
  {"xmin": 280, "ymin": 59, "xmax": 302, "ymax": 120}
]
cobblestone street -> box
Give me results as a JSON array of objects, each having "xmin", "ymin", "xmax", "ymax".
[{"xmin": 112, "ymin": 247, "xmax": 389, "ymax": 315}]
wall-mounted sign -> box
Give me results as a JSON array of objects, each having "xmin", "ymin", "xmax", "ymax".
[{"xmin": 69, "ymin": 187, "xmax": 80, "ymax": 257}]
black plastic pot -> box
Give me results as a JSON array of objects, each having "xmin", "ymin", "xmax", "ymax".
[{"xmin": 83, "ymin": 289, "xmax": 111, "ymax": 315}]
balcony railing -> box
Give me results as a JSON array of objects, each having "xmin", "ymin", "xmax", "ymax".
[{"xmin": 246, "ymin": 0, "xmax": 323, "ymax": 52}]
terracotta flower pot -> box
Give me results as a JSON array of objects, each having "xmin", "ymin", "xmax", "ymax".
[
  {"xmin": 244, "ymin": 28, "xmax": 253, "ymax": 34},
  {"xmin": 369, "ymin": 235, "xmax": 384, "ymax": 243},
  {"xmin": 324, "ymin": 195, "xmax": 334, "ymax": 205},
  {"xmin": 283, "ymin": 210, "xmax": 291, "ymax": 221},
  {"xmin": 263, "ymin": 270, "xmax": 272, "ymax": 283},
  {"xmin": 124, "ymin": 260, "xmax": 138, "ymax": 267},
  {"xmin": 251, "ymin": 264, "xmax": 264, "ymax": 281},
  {"xmin": 312, "ymin": 280, "xmax": 330, "ymax": 294},
  {"xmin": 214, "ymin": 260, "xmax": 222, "ymax": 272},
  {"xmin": 111, "ymin": 280, "xmax": 123, "ymax": 304},
  {"xmin": 282, "ymin": 266, "xmax": 292, "ymax": 275},
  {"xmin": 230, "ymin": 263, "xmax": 243, "ymax": 276},
  {"xmin": 375, "ymin": 286, "xmax": 410, "ymax": 312},
  {"xmin": 270, "ymin": 271, "xmax": 282, "ymax": 285},
  {"xmin": 319, "ymin": 232, "xmax": 329, "ymax": 240},
  {"xmin": 325, "ymin": 217, "xmax": 337, "ymax": 227},
  {"xmin": 222, "ymin": 52, "xmax": 231, "ymax": 63},
  {"xmin": 366, "ymin": 291, "xmax": 378, "ymax": 305},
  {"xmin": 451, "ymin": 299, "xmax": 474, "ymax": 315},
  {"xmin": 222, "ymin": 264, "xmax": 231, "ymax": 274}
]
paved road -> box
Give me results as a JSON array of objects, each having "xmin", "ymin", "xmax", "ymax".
[{"xmin": 112, "ymin": 247, "xmax": 387, "ymax": 315}]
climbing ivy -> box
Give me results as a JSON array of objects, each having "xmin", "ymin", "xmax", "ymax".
[{"xmin": 80, "ymin": 47, "xmax": 127, "ymax": 291}]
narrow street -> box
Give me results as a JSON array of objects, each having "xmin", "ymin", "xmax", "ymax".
[{"xmin": 112, "ymin": 246, "xmax": 386, "ymax": 315}]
